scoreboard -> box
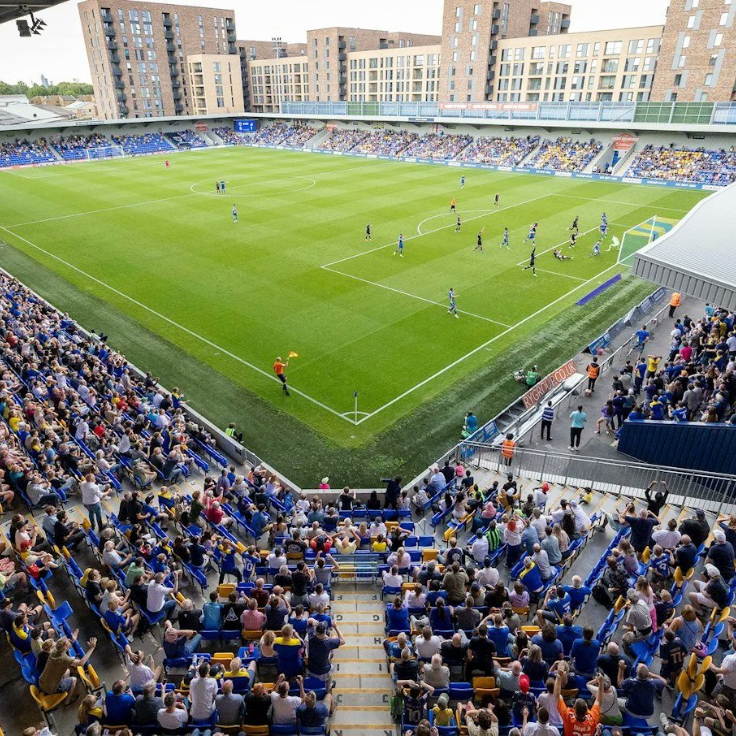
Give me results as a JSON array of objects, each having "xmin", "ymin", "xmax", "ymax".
[{"xmin": 234, "ymin": 119, "xmax": 258, "ymax": 133}]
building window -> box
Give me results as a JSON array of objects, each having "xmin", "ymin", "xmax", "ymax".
[
  {"xmin": 646, "ymin": 38, "xmax": 660, "ymax": 53},
  {"xmin": 678, "ymin": 54, "xmax": 686, "ymax": 67},
  {"xmin": 628, "ymin": 39, "xmax": 643, "ymax": 54},
  {"xmin": 604, "ymin": 41, "xmax": 622, "ymax": 54},
  {"xmin": 709, "ymin": 52, "xmax": 718, "ymax": 65},
  {"xmin": 683, "ymin": 35, "xmax": 690, "ymax": 48},
  {"xmin": 720, "ymin": 12, "xmax": 729, "ymax": 24},
  {"xmin": 559, "ymin": 44, "xmax": 570, "ymax": 58},
  {"xmin": 687, "ymin": 15, "xmax": 696, "ymax": 28},
  {"xmin": 532, "ymin": 46, "xmax": 545, "ymax": 59},
  {"xmin": 474, "ymin": 4, "xmax": 481, "ymax": 14},
  {"xmin": 705, "ymin": 72, "xmax": 713, "ymax": 85},
  {"xmin": 452, "ymin": 51, "xmax": 459, "ymax": 62},
  {"xmin": 576, "ymin": 43, "xmax": 589, "ymax": 57},
  {"xmin": 715, "ymin": 32, "xmax": 724, "ymax": 45},
  {"xmin": 455, "ymin": 5, "xmax": 461, "ymax": 17}
]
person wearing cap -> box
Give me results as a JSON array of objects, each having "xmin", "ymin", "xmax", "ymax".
[
  {"xmin": 706, "ymin": 529, "xmax": 735, "ymax": 581},
  {"xmin": 624, "ymin": 590, "xmax": 653, "ymax": 640},
  {"xmin": 678, "ymin": 508, "xmax": 710, "ymax": 548},
  {"xmin": 534, "ymin": 482, "xmax": 550, "ymax": 509},
  {"xmin": 689, "ymin": 564, "xmax": 731, "ymax": 613},
  {"xmin": 432, "ymin": 693, "xmax": 455, "ymax": 727},
  {"xmin": 513, "ymin": 673, "xmax": 537, "ymax": 723}
]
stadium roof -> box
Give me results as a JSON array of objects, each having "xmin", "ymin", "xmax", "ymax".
[
  {"xmin": 0, "ymin": 0, "xmax": 70, "ymax": 26},
  {"xmin": 633, "ymin": 182, "xmax": 736, "ymax": 311}
]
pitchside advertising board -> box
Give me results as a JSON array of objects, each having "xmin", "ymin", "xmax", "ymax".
[
  {"xmin": 234, "ymin": 119, "xmax": 258, "ymax": 132},
  {"xmin": 521, "ymin": 360, "xmax": 579, "ymax": 410}
]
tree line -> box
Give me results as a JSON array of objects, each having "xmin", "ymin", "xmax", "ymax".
[{"xmin": 0, "ymin": 80, "xmax": 94, "ymax": 98}]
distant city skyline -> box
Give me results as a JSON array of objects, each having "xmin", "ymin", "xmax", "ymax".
[{"xmin": 0, "ymin": 0, "xmax": 670, "ymax": 85}]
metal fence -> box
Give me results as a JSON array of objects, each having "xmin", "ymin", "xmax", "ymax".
[
  {"xmin": 280, "ymin": 100, "xmax": 736, "ymax": 126},
  {"xmin": 461, "ymin": 444, "xmax": 736, "ymax": 515}
]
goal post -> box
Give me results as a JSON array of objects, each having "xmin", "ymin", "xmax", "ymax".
[
  {"xmin": 85, "ymin": 145, "xmax": 125, "ymax": 162},
  {"xmin": 617, "ymin": 216, "xmax": 678, "ymax": 267}
]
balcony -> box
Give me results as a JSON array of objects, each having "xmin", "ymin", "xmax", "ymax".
[
  {"xmin": 106, "ymin": 40, "xmax": 118, "ymax": 50},
  {"xmin": 110, "ymin": 52, "xmax": 120, "ymax": 64},
  {"xmin": 491, "ymin": 24, "xmax": 499, "ymax": 35},
  {"xmin": 338, "ymin": 53, "xmax": 347, "ymax": 62},
  {"xmin": 226, "ymin": 18, "xmax": 235, "ymax": 30},
  {"xmin": 338, "ymin": 40, "xmax": 346, "ymax": 50},
  {"xmin": 101, "ymin": 11, "xmax": 113, "ymax": 22},
  {"xmin": 169, "ymin": 67, "xmax": 180, "ymax": 77},
  {"xmin": 162, "ymin": 16, "xmax": 172, "ymax": 27},
  {"xmin": 227, "ymin": 31, "xmax": 236, "ymax": 42},
  {"xmin": 561, "ymin": 17, "xmax": 571, "ymax": 29},
  {"xmin": 492, "ymin": 7, "xmax": 500, "ymax": 19},
  {"xmin": 529, "ymin": 29, "xmax": 538, "ymax": 36},
  {"xmin": 490, "ymin": 40, "xmax": 498, "ymax": 51},
  {"xmin": 164, "ymin": 30, "xmax": 174, "ymax": 39},
  {"xmin": 116, "ymin": 92, "xmax": 126, "ymax": 103},
  {"xmin": 166, "ymin": 42, "xmax": 176, "ymax": 53},
  {"xmin": 118, "ymin": 105, "xmax": 129, "ymax": 115},
  {"xmin": 174, "ymin": 102, "xmax": 184, "ymax": 113},
  {"xmin": 171, "ymin": 80, "xmax": 181, "ymax": 89},
  {"xmin": 173, "ymin": 91, "xmax": 182, "ymax": 101},
  {"xmin": 115, "ymin": 80, "xmax": 125, "ymax": 89},
  {"xmin": 111, "ymin": 64, "xmax": 122, "ymax": 75},
  {"xmin": 530, "ymin": 13, "xmax": 540, "ymax": 24},
  {"xmin": 104, "ymin": 25, "xmax": 115, "ymax": 37}
]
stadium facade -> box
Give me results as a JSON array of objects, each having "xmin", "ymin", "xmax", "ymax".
[{"xmin": 81, "ymin": 0, "xmax": 736, "ymax": 120}]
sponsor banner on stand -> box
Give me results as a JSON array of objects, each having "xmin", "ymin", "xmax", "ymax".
[{"xmin": 521, "ymin": 359, "xmax": 578, "ymax": 410}]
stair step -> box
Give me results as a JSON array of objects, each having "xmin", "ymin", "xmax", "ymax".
[{"xmin": 334, "ymin": 660, "xmax": 390, "ymax": 675}]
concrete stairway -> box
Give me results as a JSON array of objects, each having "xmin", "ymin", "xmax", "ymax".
[{"xmin": 329, "ymin": 587, "xmax": 396, "ymax": 736}]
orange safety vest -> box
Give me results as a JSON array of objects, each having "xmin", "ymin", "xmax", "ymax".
[
  {"xmin": 587, "ymin": 363, "xmax": 600, "ymax": 379},
  {"xmin": 502, "ymin": 439, "xmax": 516, "ymax": 458},
  {"xmin": 669, "ymin": 292, "xmax": 681, "ymax": 307}
]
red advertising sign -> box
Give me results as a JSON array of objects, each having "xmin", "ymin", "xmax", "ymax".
[
  {"xmin": 521, "ymin": 359, "xmax": 579, "ymax": 410},
  {"xmin": 439, "ymin": 101, "xmax": 538, "ymax": 112},
  {"xmin": 612, "ymin": 133, "xmax": 639, "ymax": 152}
]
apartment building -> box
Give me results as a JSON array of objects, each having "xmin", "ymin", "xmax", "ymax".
[
  {"xmin": 306, "ymin": 27, "xmax": 441, "ymax": 102},
  {"xmin": 188, "ymin": 53, "xmax": 244, "ymax": 114},
  {"xmin": 493, "ymin": 25, "xmax": 663, "ymax": 103},
  {"xmin": 78, "ymin": 0, "xmax": 240, "ymax": 119},
  {"xmin": 347, "ymin": 46, "xmax": 441, "ymax": 103},
  {"xmin": 651, "ymin": 0, "xmax": 736, "ymax": 102},
  {"xmin": 248, "ymin": 56, "xmax": 311, "ymax": 113},
  {"xmin": 438, "ymin": 0, "xmax": 572, "ymax": 104}
]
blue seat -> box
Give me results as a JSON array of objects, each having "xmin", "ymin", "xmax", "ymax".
[{"xmin": 448, "ymin": 682, "xmax": 474, "ymax": 701}]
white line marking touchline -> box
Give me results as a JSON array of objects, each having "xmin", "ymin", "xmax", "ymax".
[
  {"xmin": 322, "ymin": 192, "xmax": 554, "ymax": 269},
  {"xmin": 552, "ymin": 193, "xmax": 691, "ymax": 213},
  {"xmin": 533, "ymin": 268, "xmax": 588, "ymax": 282},
  {"xmin": 353, "ymin": 261, "xmax": 622, "ymax": 424},
  {"xmin": 321, "ymin": 266, "xmax": 512, "ymax": 328},
  {"xmin": 0, "ymin": 224, "xmax": 357, "ymax": 426}
]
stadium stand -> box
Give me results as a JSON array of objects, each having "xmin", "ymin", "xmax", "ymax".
[
  {"xmin": 316, "ymin": 128, "xmax": 369, "ymax": 152},
  {"xmin": 457, "ymin": 135, "xmax": 541, "ymax": 167},
  {"xmin": 0, "ymin": 138, "xmax": 57, "ymax": 167},
  {"xmin": 402, "ymin": 132, "xmax": 474, "ymax": 160},
  {"xmin": 352, "ymin": 129, "xmax": 420, "ymax": 156},
  {"xmin": 110, "ymin": 133, "xmax": 176, "ymax": 156},
  {"xmin": 212, "ymin": 127, "xmax": 249, "ymax": 145},
  {"xmin": 0, "ymin": 257, "xmax": 731, "ymax": 735},
  {"xmin": 525, "ymin": 136, "xmax": 603, "ymax": 172},
  {"xmin": 629, "ymin": 144, "xmax": 736, "ymax": 186},
  {"xmin": 165, "ymin": 130, "xmax": 208, "ymax": 150},
  {"xmin": 250, "ymin": 122, "xmax": 317, "ymax": 147},
  {"xmin": 51, "ymin": 134, "xmax": 117, "ymax": 161}
]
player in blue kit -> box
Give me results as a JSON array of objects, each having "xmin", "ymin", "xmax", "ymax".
[
  {"xmin": 448, "ymin": 288, "xmax": 459, "ymax": 318},
  {"xmin": 524, "ymin": 223, "xmax": 538, "ymax": 243},
  {"xmin": 220, "ymin": 180, "xmax": 226, "ymax": 194},
  {"xmin": 589, "ymin": 240, "xmax": 601, "ymax": 257},
  {"xmin": 394, "ymin": 233, "xmax": 404, "ymax": 257},
  {"xmin": 500, "ymin": 227, "xmax": 509, "ymax": 249},
  {"xmin": 600, "ymin": 221, "xmax": 608, "ymax": 238}
]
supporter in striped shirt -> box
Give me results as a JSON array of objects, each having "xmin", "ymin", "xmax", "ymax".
[{"xmin": 540, "ymin": 401, "xmax": 555, "ymax": 441}]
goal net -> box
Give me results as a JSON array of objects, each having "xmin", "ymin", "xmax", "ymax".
[
  {"xmin": 85, "ymin": 145, "xmax": 125, "ymax": 161},
  {"xmin": 617, "ymin": 216, "xmax": 678, "ymax": 267}
]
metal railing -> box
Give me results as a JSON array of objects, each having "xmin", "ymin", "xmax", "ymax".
[
  {"xmin": 463, "ymin": 445, "xmax": 736, "ymax": 515},
  {"xmin": 279, "ymin": 100, "xmax": 736, "ymax": 127}
]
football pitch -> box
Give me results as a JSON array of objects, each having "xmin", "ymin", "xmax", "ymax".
[{"xmin": 0, "ymin": 147, "xmax": 709, "ymax": 484}]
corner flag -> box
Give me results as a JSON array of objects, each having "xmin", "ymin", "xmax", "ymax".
[{"xmin": 288, "ymin": 351, "xmax": 299, "ymax": 359}]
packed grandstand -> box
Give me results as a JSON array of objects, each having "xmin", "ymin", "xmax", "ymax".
[
  {"xmin": 1, "ymin": 123, "xmax": 736, "ymax": 187},
  {"xmin": 0, "ymin": 246, "xmax": 734, "ymax": 736}
]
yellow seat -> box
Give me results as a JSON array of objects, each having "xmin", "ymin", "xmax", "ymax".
[
  {"xmin": 614, "ymin": 596, "xmax": 625, "ymax": 614},
  {"xmin": 699, "ymin": 655, "xmax": 713, "ymax": 674},
  {"xmin": 686, "ymin": 653, "xmax": 698, "ymax": 679},
  {"xmin": 217, "ymin": 583, "xmax": 235, "ymax": 600},
  {"xmin": 385, "ymin": 521, "xmax": 399, "ymax": 534},
  {"xmin": 242, "ymin": 726, "xmax": 270, "ymax": 736},
  {"xmin": 422, "ymin": 549, "xmax": 440, "ymax": 562},
  {"xmin": 677, "ymin": 670, "xmax": 693, "ymax": 698},
  {"xmin": 78, "ymin": 664, "xmax": 101, "ymax": 692},
  {"xmin": 472, "ymin": 676, "xmax": 499, "ymax": 703},
  {"xmin": 401, "ymin": 582, "xmax": 414, "ymax": 595},
  {"xmin": 718, "ymin": 606, "xmax": 731, "ymax": 624},
  {"xmin": 521, "ymin": 625, "xmax": 540, "ymax": 637},
  {"xmin": 561, "ymin": 687, "xmax": 579, "ymax": 699},
  {"xmin": 512, "ymin": 606, "xmax": 530, "ymax": 620},
  {"xmin": 212, "ymin": 652, "xmax": 235, "ymax": 667},
  {"xmin": 242, "ymin": 629, "xmax": 262, "ymax": 641},
  {"xmin": 641, "ymin": 547, "xmax": 651, "ymax": 564},
  {"xmin": 30, "ymin": 684, "xmax": 68, "ymax": 712}
]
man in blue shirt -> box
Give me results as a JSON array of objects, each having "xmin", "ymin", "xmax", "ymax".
[
  {"xmin": 556, "ymin": 614, "xmax": 583, "ymax": 657},
  {"xmin": 104, "ymin": 680, "xmax": 136, "ymax": 725},
  {"xmin": 202, "ymin": 592, "xmax": 223, "ymax": 630},
  {"xmin": 563, "ymin": 577, "xmax": 592, "ymax": 613},
  {"xmin": 537, "ymin": 586, "xmax": 571, "ymax": 625},
  {"xmin": 570, "ymin": 626, "xmax": 601, "ymax": 678},
  {"xmin": 634, "ymin": 326, "xmax": 650, "ymax": 354},
  {"xmin": 569, "ymin": 406, "xmax": 587, "ymax": 452},
  {"xmin": 623, "ymin": 508, "xmax": 659, "ymax": 554},
  {"xmin": 618, "ymin": 663, "xmax": 666, "ymax": 721}
]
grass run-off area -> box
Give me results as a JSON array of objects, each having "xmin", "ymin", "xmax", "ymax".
[{"xmin": 0, "ymin": 147, "xmax": 708, "ymax": 486}]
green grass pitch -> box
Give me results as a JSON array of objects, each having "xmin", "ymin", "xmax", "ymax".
[{"xmin": 0, "ymin": 147, "xmax": 709, "ymax": 485}]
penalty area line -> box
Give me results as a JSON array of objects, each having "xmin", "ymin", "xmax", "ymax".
[
  {"xmin": 354, "ymin": 261, "xmax": 622, "ymax": 425},
  {"xmin": 0, "ymin": 224, "xmax": 357, "ymax": 426}
]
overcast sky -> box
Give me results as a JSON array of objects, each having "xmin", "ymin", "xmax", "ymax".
[{"xmin": 0, "ymin": 0, "xmax": 670, "ymax": 84}]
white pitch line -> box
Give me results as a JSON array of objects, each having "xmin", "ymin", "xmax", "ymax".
[
  {"xmin": 0, "ymin": 224, "xmax": 357, "ymax": 425},
  {"xmin": 354, "ymin": 261, "xmax": 622, "ymax": 424},
  {"xmin": 552, "ymin": 193, "xmax": 693, "ymax": 213},
  {"xmin": 322, "ymin": 192, "xmax": 555, "ymax": 269},
  {"xmin": 533, "ymin": 268, "xmax": 588, "ymax": 282},
  {"xmin": 322, "ymin": 266, "xmax": 512, "ymax": 328}
]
